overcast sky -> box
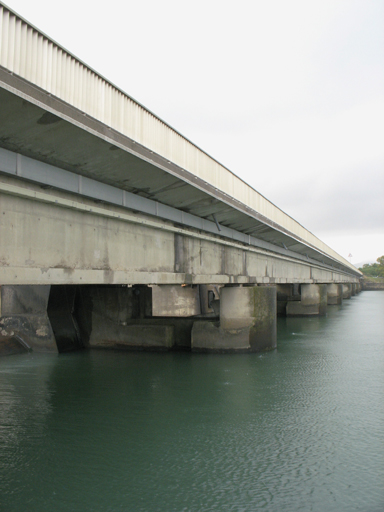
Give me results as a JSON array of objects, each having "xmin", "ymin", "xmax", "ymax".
[{"xmin": 6, "ymin": 0, "xmax": 384, "ymax": 265}]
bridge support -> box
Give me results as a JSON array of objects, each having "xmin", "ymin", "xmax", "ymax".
[
  {"xmin": 191, "ymin": 285, "xmax": 277, "ymax": 352},
  {"xmin": 326, "ymin": 284, "xmax": 343, "ymax": 305},
  {"xmin": 77, "ymin": 285, "xmax": 177, "ymax": 351},
  {"xmin": 342, "ymin": 284, "xmax": 352, "ymax": 300},
  {"xmin": 0, "ymin": 285, "xmax": 57, "ymax": 355},
  {"xmin": 286, "ymin": 284, "xmax": 327, "ymax": 316},
  {"xmin": 0, "ymin": 280, "xmax": 360, "ymax": 356},
  {"xmin": 276, "ymin": 284, "xmax": 293, "ymax": 316}
]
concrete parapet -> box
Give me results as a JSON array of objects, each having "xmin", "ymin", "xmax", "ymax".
[
  {"xmin": 192, "ymin": 285, "xmax": 277, "ymax": 353},
  {"xmin": 286, "ymin": 284, "xmax": 327, "ymax": 316},
  {"xmin": 327, "ymin": 284, "xmax": 343, "ymax": 305},
  {"xmin": 0, "ymin": 285, "xmax": 57, "ymax": 354}
]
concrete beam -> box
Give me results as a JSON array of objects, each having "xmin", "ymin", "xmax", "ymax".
[
  {"xmin": 0, "ymin": 180, "xmax": 360, "ymax": 286},
  {"xmin": 152, "ymin": 285, "xmax": 200, "ymax": 317}
]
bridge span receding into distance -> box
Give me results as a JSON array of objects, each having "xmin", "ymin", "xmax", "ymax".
[{"xmin": 0, "ymin": 3, "xmax": 362, "ymax": 356}]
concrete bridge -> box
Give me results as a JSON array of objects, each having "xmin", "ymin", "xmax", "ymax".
[{"xmin": 0, "ymin": 4, "xmax": 362, "ymax": 356}]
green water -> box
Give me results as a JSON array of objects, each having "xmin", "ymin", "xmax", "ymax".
[{"xmin": 1, "ymin": 291, "xmax": 383, "ymax": 512}]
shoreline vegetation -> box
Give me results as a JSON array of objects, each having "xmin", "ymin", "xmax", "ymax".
[
  {"xmin": 361, "ymin": 276, "xmax": 384, "ymax": 291},
  {"xmin": 358, "ymin": 256, "xmax": 384, "ymax": 290}
]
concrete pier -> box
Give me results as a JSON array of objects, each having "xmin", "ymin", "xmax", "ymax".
[
  {"xmin": 286, "ymin": 284, "xmax": 328, "ymax": 316},
  {"xmin": 192, "ymin": 285, "xmax": 277, "ymax": 352},
  {"xmin": 326, "ymin": 284, "xmax": 343, "ymax": 305},
  {"xmin": 0, "ymin": 279, "xmax": 361, "ymax": 356},
  {"xmin": 276, "ymin": 284, "xmax": 294, "ymax": 316},
  {"xmin": 76, "ymin": 285, "xmax": 178, "ymax": 351},
  {"xmin": 47, "ymin": 285, "xmax": 83, "ymax": 352},
  {"xmin": 342, "ymin": 284, "xmax": 352, "ymax": 300},
  {"xmin": 0, "ymin": 285, "xmax": 57, "ymax": 354}
]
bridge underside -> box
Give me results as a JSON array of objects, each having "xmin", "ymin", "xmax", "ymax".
[
  {"xmin": 0, "ymin": 70, "xmax": 359, "ymax": 272},
  {"xmin": 0, "ymin": 78, "xmax": 299, "ymax": 248}
]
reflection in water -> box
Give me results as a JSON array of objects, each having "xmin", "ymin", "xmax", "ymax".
[{"xmin": 0, "ymin": 292, "xmax": 383, "ymax": 512}]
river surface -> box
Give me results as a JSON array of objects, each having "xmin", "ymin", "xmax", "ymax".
[{"xmin": 1, "ymin": 291, "xmax": 383, "ymax": 512}]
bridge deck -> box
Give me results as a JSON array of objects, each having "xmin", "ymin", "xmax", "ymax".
[{"xmin": 0, "ymin": 3, "xmax": 359, "ymax": 277}]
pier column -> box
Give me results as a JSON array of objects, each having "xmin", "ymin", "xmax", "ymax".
[
  {"xmin": 276, "ymin": 284, "xmax": 293, "ymax": 316},
  {"xmin": 286, "ymin": 284, "xmax": 327, "ymax": 316},
  {"xmin": 79, "ymin": 285, "xmax": 175, "ymax": 350},
  {"xmin": 351, "ymin": 283, "xmax": 357, "ymax": 296},
  {"xmin": 342, "ymin": 284, "xmax": 352, "ymax": 299},
  {"xmin": 326, "ymin": 284, "xmax": 343, "ymax": 305},
  {"xmin": 192, "ymin": 285, "xmax": 277, "ymax": 352},
  {"xmin": 0, "ymin": 285, "xmax": 57, "ymax": 355}
]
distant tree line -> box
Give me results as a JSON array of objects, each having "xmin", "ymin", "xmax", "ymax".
[{"xmin": 359, "ymin": 256, "xmax": 384, "ymax": 277}]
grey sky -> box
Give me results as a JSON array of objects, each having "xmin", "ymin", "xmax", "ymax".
[{"xmin": 6, "ymin": 0, "xmax": 384, "ymax": 264}]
